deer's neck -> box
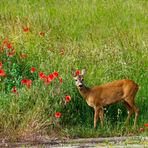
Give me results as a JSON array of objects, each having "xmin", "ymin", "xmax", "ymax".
[{"xmin": 78, "ymin": 85, "xmax": 90, "ymax": 100}]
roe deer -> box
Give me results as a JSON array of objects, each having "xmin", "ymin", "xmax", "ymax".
[{"xmin": 73, "ymin": 69, "xmax": 139, "ymax": 128}]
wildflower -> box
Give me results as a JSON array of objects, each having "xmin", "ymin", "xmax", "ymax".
[
  {"xmin": 55, "ymin": 112, "xmax": 62, "ymax": 118},
  {"xmin": 26, "ymin": 80, "xmax": 32, "ymax": 88},
  {"xmin": 39, "ymin": 73, "xmax": 52, "ymax": 84},
  {"xmin": 39, "ymin": 72, "xmax": 46, "ymax": 79},
  {"xmin": 65, "ymin": 95, "xmax": 71, "ymax": 103},
  {"xmin": 45, "ymin": 77, "xmax": 51, "ymax": 84},
  {"xmin": 139, "ymin": 128, "xmax": 145, "ymax": 132},
  {"xmin": 0, "ymin": 62, "xmax": 2, "ymax": 69},
  {"xmin": 6, "ymin": 42, "xmax": 12, "ymax": 49},
  {"xmin": 23, "ymin": 26, "xmax": 29, "ymax": 32},
  {"xmin": 21, "ymin": 79, "xmax": 28, "ymax": 84},
  {"xmin": 144, "ymin": 123, "xmax": 148, "ymax": 127},
  {"xmin": 59, "ymin": 78, "xmax": 63, "ymax": 84},
  {"xmin": 11, "ymin": 86, "xmax": 17, "ymax": 93},
  {"xmin": 39, "ymin": 32, "xmax": 45, "ymax": 37},
  {"xmin": 53, "ymin": 71, "xmax": 59, "ymax": 78},
  {"xmin": 2, "ymin": 39, "xmax": 13, "ymax": 50},
  {"xmin": 39, "ymin": 72, "xmax": 49, "ymax": 84},
  {"xmin": 39, "ymin": 72, "xmax": 59, "ymax": 84},
  {"xmin": 8, "ymin": 49, "xmax": 16, "ymax": 57},
  {"xmin": 48, "ymin": 73, "xmax": 54, "ymax": 80},
  {"xmin": 31, "ymin": 67, "xmax": 35, "ymax": 73},
  {"xmin": 0, "ymin": 69, "xmax": 5, "ymax": 76},
  {"xmin": 20, "ymin": 53, "xmax": 28, "ymax": 59},
  {"xmin": 21, "ymin": 79, "xmax": 32, "ymax": 88},
  {"xmin": 75, "ymin": 70, "xmax": 81, "ymax": 76},
  {"xmin": 2, "ymin": 38, "xmax": 9, "ymax": 47}
]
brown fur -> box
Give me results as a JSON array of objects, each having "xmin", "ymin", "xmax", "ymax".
[{"xmin": 74, "ymin": 74, "xmax": 139, "ymax": 128}]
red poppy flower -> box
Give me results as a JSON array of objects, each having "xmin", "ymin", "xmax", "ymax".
[
  {"xmin": 46, "ymin": 76, "xmax": 51, "ymax": 84},
  {"xmin": 20, "ymin": 53, "xmax": 28, "ymax": 59},
  {"xmin": 31, "ymin": 67, "xmax": 35, "ymax": 73},
  {"xmin": 6, "ymin": 43, "xmax": 12, "ymax": 49},
  {"xmin": 11, "ymin": 86, "xmax": 17, "ymax": 93},
  {"xmin": 23, "ymin": 26, "xmax": 29, "ymax": 32},
  {"xmin": 12, "ymin": 89, "xmax": 17, "ymax": 93},
  {"xmin": 0, "ymin": 69, "xmax": 5, "ymax": 76},
  {"xmin": 144, "ymin": 123, "xmax": 148, "ymax": 127},
  {"xmin": 48, "ymin": 73, "xmax": 54, "ymax": 80},
  {"xmin": 65, "ymin": 95, "xmax": 71, "ymax": 103},
  {"xmin": 55, "ymin": 112, "xmax": 62, "ymax": 118},
  {"xmin": 21, "ymin": 79, "xmax": 28, "ymax": 84},
  {"xmin": 8, "ymin": 49, "xmax": 16, "ymax": 57},
  {"xmin": 39, "ymin": 32, "xmax": 45, "ymax": 36},
  {"xmin": 139, "ymin": 128, "xmax": 145, "ymax": 132},
  {"xmin": 26, "ymin": 80, "xmax": 32, "ymax": 88},
  {"xmin": 0, "ymin": 62, "xmax": 2, "ymax": 69},
  {"xmin": 2, "ymin": 38, "xmax": 9, "ymax": 47},
  {"xmin": 21, "ymin": 79, "xmax": 32, "ymax": 88},
  {"xmin": 59, "ymin": 78, "xmax": 63, "ymax": 84},
  {"xmin": 75, "ymin": 70, "xmax": 81, "ymax": 76},
  {"xmin": 39, "ymin": 72, "xmax": 50, "ymax": 84},
  {"xmin": 2, "ymin": 38, "xmax": 13, "ymax": 50},
  {"xmin": 39, "ymin": 72, "xmax": 46, "ymax": 79},
  {"xmin": 53, "ymin": 72, "xmax": 59, "ymax": 78}
]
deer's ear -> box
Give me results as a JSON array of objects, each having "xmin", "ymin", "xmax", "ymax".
[{"xmin": 81, "ymin": 69, "xmax": 86, "ymax": 76}]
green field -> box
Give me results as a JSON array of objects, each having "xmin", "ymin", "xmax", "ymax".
[{"xmin": 0, "ymin": 0, "xmax": 148, "ymax": 141}]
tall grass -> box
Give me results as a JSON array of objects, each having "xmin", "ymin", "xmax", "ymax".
[{"xmin": 0, "ymin": 0, "xmax": 148, "ymax": 140}]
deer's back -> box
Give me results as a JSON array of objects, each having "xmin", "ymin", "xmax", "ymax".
[{"xmin": 88, "ymin": 79, "xmax": 138, "ymax": 106}]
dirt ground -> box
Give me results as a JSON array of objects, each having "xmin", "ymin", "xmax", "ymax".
[{"xmin": 1, "ymin": 136, "xmax": 148, "ymax": 147}]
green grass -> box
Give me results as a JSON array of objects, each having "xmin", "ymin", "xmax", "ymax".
[{"xmin": 0, "ymin": 0, "xmax": 148, "ymax": 141}]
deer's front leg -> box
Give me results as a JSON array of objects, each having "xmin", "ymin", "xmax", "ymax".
[
  {"xmin": 94, "ymin": 107, "xmax": 99, "ymax": 128},
  {"xmin": 99, "ymin": 107, "xmax": 104, "ymax": 128}
]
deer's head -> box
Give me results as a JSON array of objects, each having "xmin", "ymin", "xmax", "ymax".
[{"xmin": 72, "ymin": 69, "xmax": 86, "ymax": 88}]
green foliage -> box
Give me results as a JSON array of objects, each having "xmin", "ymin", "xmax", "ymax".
[{"xmin": 0, "ymin": 0, "xmax": 148, "ymax": 140}]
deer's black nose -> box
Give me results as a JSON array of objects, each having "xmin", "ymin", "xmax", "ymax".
[{"xmin": 79, "ymin": 84, "xmax": 83, "ymax": 87}]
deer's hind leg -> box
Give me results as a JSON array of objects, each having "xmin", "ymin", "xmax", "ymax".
[
  {"xmin": 124, "ymin": 97, "xmax": 139, "ymax": 128},
  {"xmin": 124, "ymin": 101, "xmax": 134, "ymax": 125},
  {"xmin": 133, "ymin": 104, "xmax": 139, "ymax": 128}
]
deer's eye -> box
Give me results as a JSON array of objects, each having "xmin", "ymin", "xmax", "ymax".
[{"xmin": 81, "ymin": 79, "xmax": 84, "ymax": 81}]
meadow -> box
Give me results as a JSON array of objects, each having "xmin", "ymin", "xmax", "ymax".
[{"xmin": 0, "ymin": 0, "xmax": 148, "ymax": 141}]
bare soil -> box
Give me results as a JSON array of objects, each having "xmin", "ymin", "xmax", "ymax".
[{"xmin": 1, "ymin": 136, "xmax": 148, "ymax": 147}]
